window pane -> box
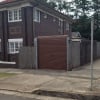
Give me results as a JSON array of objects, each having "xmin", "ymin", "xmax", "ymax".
[
  {"xmin": 37, "ymin": 10, "xmax": 40, "ymax": 22},
  {"xmin": 19, "ymin": 42, "xmax": 22, "ymax": 48},
  {"xmin": 34, "ymin": 9, "xmax": 40, "ymax": 22},
  {"xmin": 9, "ymin": 42, "xmax": 14, "ymax": 53},
  {"xmin": 14, "ymin": 9, "xmax": 18, "ymax": 20},
  {"xmin": 8, "ymin": 11, "xmax": 13, "ymax": 21},
  {"xmin": 10, "ymin": 42, "xmax": 14, "ymax": 49},
  {"xmin": 19, "ymin": 9, "xmax": 22, "ymax": 20},
  {"xmin": 15, "ymin": 42, "xmax": 19, "ymax": 52}
]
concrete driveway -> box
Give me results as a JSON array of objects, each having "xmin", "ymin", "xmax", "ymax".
[{"xmin": 0, "ymin": 59, "xmax": 100, "ymax": 97}]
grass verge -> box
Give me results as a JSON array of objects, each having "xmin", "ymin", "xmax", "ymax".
[{"xmin": 0, "ymin": 73, "xmax": 16, "ymax": 78}]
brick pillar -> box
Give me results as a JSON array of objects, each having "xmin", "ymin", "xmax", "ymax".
[
  {"xmin": 0, "ymin": 11, "xmax": 9, "ymax": 61},
  {"xmin": 22, "ymin": 6, "xmax": 33, "ymax": 46},
  {"xmin": 3, "ymin": 10, "xmax": 9, "ymax": 61},
  {"xmin": 0, "ymin": 11, "xmax": 4, "ymax": 60}
]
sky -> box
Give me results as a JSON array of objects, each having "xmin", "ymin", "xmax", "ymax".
[
  {"xmin": 65, "ymin": 0, "xmax": 72, "ymax": 1},
  {"xmin": 0, "ymin": 0, "xmax": 73, "ymax": 2},
  {"xmin": 0, "ymin": 0, "xmax": 4, "ymax": 2}
]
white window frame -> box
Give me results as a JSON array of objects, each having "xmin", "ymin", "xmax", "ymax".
[
  {"xmin": 8, "ymin": 8, "xmax": 22, "ymax": 22},
  {"xmin": 33, "ymin": 8, "xmax": 40, "ymax": 23},
  {"xmin": 8, "ymin": 38, "xmax": 23, "ymax": 54}
]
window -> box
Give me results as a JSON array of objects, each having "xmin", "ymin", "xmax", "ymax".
[
  {"xmin": 33, "ymin": 9, "xmax": 40, "ymax": 22},
  {"xmin": 19, "ymin": 9, "xmax": 22, "ymax": 20},
  {"xmin": 8, "ymin": 11, "xmax": 13, "ymax": 21},
  {"xmin": 14, "ymin": 9, "xmax": 18, "ymax": 20},
  {"xmin": 8, "ymin": 8, "xmax": 22, "ymax": 22},
  {"xmin": 8, "ymin": 39, "xmax": 23, "ymax": 54}
]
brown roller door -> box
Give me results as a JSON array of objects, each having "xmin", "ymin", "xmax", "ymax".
[{"xmin": 38, "ymin": 35, "xmax": 67, "ymax": 70}]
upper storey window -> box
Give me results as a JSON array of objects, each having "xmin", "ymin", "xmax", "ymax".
[
  {"xmin": 8, "ymin": 8, "xmax": 22, "ymax": 22},
  {"xmin": 33, "ymin": 9, "xmax": 40, "ymax": 23}
]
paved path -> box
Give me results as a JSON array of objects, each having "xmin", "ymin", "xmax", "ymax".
[
  {"xmin": 0, "ymin": 91, "xmax": 75, "ymax": 100},
  {"xmin": 0, "ymin": 59, "xmax": 100, "ymax": 98},
  {"xmin": 0, "ymin": 93, "xmax": 37, "ymax": 100}
]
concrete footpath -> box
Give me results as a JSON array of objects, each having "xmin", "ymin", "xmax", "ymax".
[
  {"xmin": 0, "ymin": 59, "xmax": 100, "ymax": 99},
  {"xmin": 0, "ymin": 90, "xmax": 75, "ymax": 100}
]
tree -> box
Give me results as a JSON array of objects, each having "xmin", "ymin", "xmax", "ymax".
[
  {"xmin": 62, "ymin": 1, "xmax": 73, "ymax": 15},
  {"xmin": 92, "ymin": 0, "xmax": 100, "ymax": 30},
  {"xmin": 48, "ymin": 1, "xmax": 57, "ymax": 9},
  {"xmin": 42, "ymin": 0, "xmax": 48, "ymax": 2},
  {"xmin": 89, "ymin": 0, "xmax": 100, "ymax": 41},
  {"xmin": 72, "ymin": 15, "xmax": 91, "ymax": 38}
]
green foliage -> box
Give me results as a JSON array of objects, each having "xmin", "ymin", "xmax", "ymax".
[
  {"xmin": 48, "ymin": 1, "xmax": 57, "ymax": 9},
  {"xmin": 0, "ymin": 73, "xmax": 16, "ymax": 78},
  {"xmin": 72, "ymin": 15, "xmax": 91, "ymax": 39}
]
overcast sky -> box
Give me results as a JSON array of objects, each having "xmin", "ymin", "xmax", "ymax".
[
  {"xmin": 0, "ymin": 0, "xmax": 4, "ymax": 2},
  {"xmin": 0, "ymin": 0, "xmax": 72, "ymax": 1},
  {"xmin": 0, "ymin": 0, "xmax": 73, "ymax": 2},
  {"xmin": 65, "ymin": 0, "xmax": 72, "ymax": 1}
]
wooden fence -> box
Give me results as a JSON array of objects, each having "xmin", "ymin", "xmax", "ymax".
[{"xmin": 80, "ymin": 39, "xmax": 97, "ymax": 66}]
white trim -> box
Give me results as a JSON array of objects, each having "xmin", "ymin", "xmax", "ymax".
[
  {"xmin": 0, "ymin": 61, "xmax": 16, "ymax": 64},
  {"xmin": 0, "ymin": 3, "xmax": 32, "ymax": 11},
  {"xmin": 8, "ymin": 20, "xmax": 22, "ymax": 22},
  {"xmin": 8, "ymin": 38, "xmax": 23, "ymax": 42}
]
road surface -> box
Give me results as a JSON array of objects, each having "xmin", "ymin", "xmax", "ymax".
[{"xmin": 0, "ymin": 93, "xmax": 39, "ymax": 100}]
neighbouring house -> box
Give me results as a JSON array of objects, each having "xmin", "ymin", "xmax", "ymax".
[
  {"xmin": 0, "ymin": 0, "xmax": 73, "ymax": 62},
  {"xmin": 72, "ymin": 32, "xmax": 81, "ymax": 39}
]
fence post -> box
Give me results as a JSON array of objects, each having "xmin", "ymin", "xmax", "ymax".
[
  {"xmin": 34, "ymin": 38, "xmax": 38, "ymax": 69},
  {"xmin": 67, "ymin": 37, "xmax": 69, "ymax": 71},
  {"xmin": 67, "ymin": 37, "xmax": 72, "ymax": 71}
]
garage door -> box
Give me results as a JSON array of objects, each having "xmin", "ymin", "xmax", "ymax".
[{"xmin": 38, "ymin": 36, "xmax": 67, "ymax": 70}]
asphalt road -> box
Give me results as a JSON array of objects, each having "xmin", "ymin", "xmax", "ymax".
[{"xmin": 0, "ymin": 93, "xmax": 39, "ymax": 100}]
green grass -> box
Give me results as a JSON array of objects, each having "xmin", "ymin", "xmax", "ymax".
[{"xmin": 0, "ymin": 73, "xmax": 16, "ymax": 78}]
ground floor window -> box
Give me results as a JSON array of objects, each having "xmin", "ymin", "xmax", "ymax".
[{"xmin": 8, "ymin": 38, "xmax": 23, "ymax": 54}]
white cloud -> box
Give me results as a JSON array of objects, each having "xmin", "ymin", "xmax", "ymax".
[
  {"xmin": 0, "ymin": 0, "xmax": 5, "ymax": 2},
  {"xmin": 64, "ymin": 0, "xmax": 72, "ymax": 1}
]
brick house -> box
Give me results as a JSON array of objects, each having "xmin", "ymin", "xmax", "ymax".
[{"xmin": 0, "ymin": 0, "xmax": 72, "ymax": 62}]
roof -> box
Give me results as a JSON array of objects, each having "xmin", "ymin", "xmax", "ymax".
[
  {"xmin": 72, "ymin": 32, "xmax": 81, "ymax": 38},
  {"xmin": 0, "ymin": 0, "xmax": 73, "ymax": 23}
]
